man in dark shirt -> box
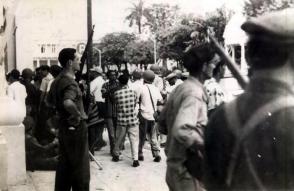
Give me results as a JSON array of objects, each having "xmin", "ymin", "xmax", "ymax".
[
  {"xmin": 47, "ymin": 48, "xmax": 89, "ymax": 191},
  {"xmin": 205, "ymin": 8, "xmax": 294, "ymax": 190}
]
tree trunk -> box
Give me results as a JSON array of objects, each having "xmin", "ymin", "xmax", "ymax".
[{"xmin": 125, "ymin": 62, "xmax": 128, "ymax": 70}]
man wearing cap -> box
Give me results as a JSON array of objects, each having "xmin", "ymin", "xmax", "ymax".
[
  {"xmin": 205, "ymin": 9, "xmax": 294, "ymax": 190},
  {"xmin": 138, "ymin": 69, "xmax": 163, "ymax": 162},
  {"xmin": 21, "ymin": 68, "xmax": 41, "ymax": 117},
  {"xmin": 157, "ymin": 44, "xmax": 213, "ymax": 191}
]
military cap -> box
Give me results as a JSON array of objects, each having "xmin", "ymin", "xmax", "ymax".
[
  {"xmin": 132, "ymin": 69, "xmax": 142, "ymax": 79},
  {"xmin": 150, "ymin": 64, "xmax": 161, "ymax": 74},
  {"xmin": 21, "ymin": 68, "xmax": 34, "ymax": 79},
  {"xmin": 241, "ymin": 8, "xmax": 294, "ymax": 44},
  {"xmin": 143, "ymin": 70, "xmax": 155, "ymax": 83}
]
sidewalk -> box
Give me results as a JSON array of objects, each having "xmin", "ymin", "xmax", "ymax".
[{"xmin": 9, "ymin": 133, "xmax": 169, "ymax": 191}]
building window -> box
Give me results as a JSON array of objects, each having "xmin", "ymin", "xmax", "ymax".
[
  {"xmin": 52, "ymin": 44, "xmax": 56, "ymax": 53},
  {"xmin": 50, "ymin": 60, "xmax": 58, "ymax": 66},
  {"xmin": 41, "ymin": 45, "xmax": 45, "ymax": 53},
  {"xmin": 39, "ymin": 60, "xmax": 47, "ymax": 66},
  {"xmin": 33, "ymin": 60, "xmax": 38, "ymax": 69}
]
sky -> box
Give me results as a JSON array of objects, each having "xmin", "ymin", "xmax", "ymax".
[{"xmin": 92, "ymin": 0, "xmax": 245, "ymax": 40}]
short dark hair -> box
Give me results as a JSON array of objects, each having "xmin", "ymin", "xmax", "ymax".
[
  {"xmin": 49, "ymin": 65, "xmax": 62, "ymax": 78},
  {"xmin": 183, "ymin": 44, "xmax": 214, "ymax": 75},
  {"xmin": 246, "ymin": 38, "xmax": 292, "ymax": 70},
  {"xmin": 40, "ymin": 65, "xmax": 50, "ymax": 71},
  {"xmin": 106, "ymin": 70, "xmax": 117, "ymax": 78},
  {"xmin": 118, "ymin": 74, "xmax": 129, "ymax": 85},
  {"xmin": 9, "ymin": 69, "xmax": 20, "ymax": 80},
  {"xmin": 58, "ymin": 48, "xmax": 76, "ymax": 67}
]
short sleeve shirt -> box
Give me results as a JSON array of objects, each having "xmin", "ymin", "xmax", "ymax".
[{"xmin": 114, "ymin": 86, "xmax": 138, "ymax": 126}]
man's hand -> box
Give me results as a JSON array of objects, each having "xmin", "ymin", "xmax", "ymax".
[{"xmin": 67, "ymin": 115, "xmax": 81, "ymax": 126}]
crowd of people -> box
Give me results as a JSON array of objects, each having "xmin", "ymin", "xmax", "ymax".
[{"xmin": 5, "ymin": 8, "xmax": 294, "ymax": 191}]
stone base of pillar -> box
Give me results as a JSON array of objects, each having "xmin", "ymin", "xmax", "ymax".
[
  {"xmin": 0, "ymin": 131, "xmax": 8, "ymax": 190},
  {"xmin": 0, "ymin": 96, "xmax": 26, "ymax": 186},
  {"xmin": 0, "ymin": 124, "xmax": 26, "ymax": 186}
]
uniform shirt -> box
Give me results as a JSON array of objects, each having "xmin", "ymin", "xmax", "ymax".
[
  {"xmin": 90, "ymin": 75, "xmax": 105, "ymax": 102},
  {"xmin": 47, "ymin": 72, "xmax": 86, "ymax": 122},
  {"xmin": 114, "ymin": 85, "xmax": 138, "ymax": 126},
  {"xmin": 203, "ymin": 77, "xmax": 225, "ymax": 111},
  {"xmin": 205, "ymin": 77, "xmax": 294, "ymax": 190},
  {"xmin": 158, "ymin": 76, "xmax": 207, "ymax": 174},
  {"xmin": 139, "ymin": 83, "xmax": 163, "ymax": 121}
]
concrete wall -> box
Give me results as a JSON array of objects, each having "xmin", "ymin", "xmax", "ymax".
[{"xmin": 15, "ymin": 0, "xmax": 87, "ymax": 70}]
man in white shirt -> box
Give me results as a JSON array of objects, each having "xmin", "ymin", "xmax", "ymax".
[
  {"xmin": 6, "ymin": 69, "xmax": 27, "ymax": 117},
  {"xmin": 138, "ymin": 70, "xmax": 163, "ymax": 162},
  {"xmin": 89, "ymin": 67, "xmax": 107, "ymax": 152}
]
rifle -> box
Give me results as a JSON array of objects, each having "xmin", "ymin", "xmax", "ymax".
[
  {"xmin": 191, "ymin": 23, "xmax": 249, "ymax": 89},
  {"xmin": 76, "ymin": 25, "xmax": 95, "ymax": 82},
  {"xmin": 208, "ymin": 32, "xmax": 249, "ymax": 89}
]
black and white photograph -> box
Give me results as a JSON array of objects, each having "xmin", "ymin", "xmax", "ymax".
[{"xmin": 1, "ymin": 0, "xmax": 294, "ymax": 190}]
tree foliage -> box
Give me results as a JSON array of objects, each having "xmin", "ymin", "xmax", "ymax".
[
  {"xmin": 124, "ymin": 40, "xmax": 154, "ymax": 68},
  {"xmin": 125, "ymin": 0, "xmax": 150, "ymax": 34},
  {"xmin": 244, "ymin": 0, "xmax": 294, "ymax": 17},
  {"xmin": 95, "ymin": 32, "xmax": 136, "ymax": 70}
]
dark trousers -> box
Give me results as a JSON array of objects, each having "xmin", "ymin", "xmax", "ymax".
[
  {"xmin": 138, "ymin": 115, "xmax": 160, "ymax": 157},
  {"xmin": 55, "ymin": 121, "xmax": 90, "ymax": 191},
  {"xmin": 88, "ymin": 122, "xmax": 105, "ymax": 154}
]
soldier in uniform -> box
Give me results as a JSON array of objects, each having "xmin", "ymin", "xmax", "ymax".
[
  {"xmin": 47, "ymin": 48, "xmax": 90, "ymax": 191},
  {"xmin": 205, "ymin": 8, "xmax": 294, "ymax": 190},
  {"xmin": 157, "ymin": 44, "xmax": 214, "ymax": 191}
]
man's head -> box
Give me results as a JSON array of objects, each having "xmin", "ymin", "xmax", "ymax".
[
  {"xmin": 50, "ymin": 65, "xmax": 62, "ymax": 78},
  {"xmin": 58, "ymin": 48, "xmax": 80, "ymax": 71},
  {"xmin": 183, "ymin": 43, "xmax": 215, "ymax": 77},
  {"xmin": 118, "ymin": 74, "xmax": 129, "ymax": 86},
  {"xmin": 241, "ymin": 8, "xmax": 294, "ymax": 71},
  {"xmin": 21, "ymin": 68, "xmax": 34, "ymax": 81},
  {"xmin": 7, "ymin": 69, "xmax": 20, "ymax": 84},
  {"xmin": 132, "ymin": 69, "xmax": 142, "ymax": 80},
  {"xmin": 106, "ymin": 70, "xmax": 117, "ymax": 82},
  {"xmin": 143, "ymin": 70, "xmax": 155, "ymax": 84},
  {"xmin": 150, "ymin": 64, "xmax": 161, "ymax": 75},
  {"xmin": 39, "ymin": 65, "xmax": 50, "ymax": 78}
]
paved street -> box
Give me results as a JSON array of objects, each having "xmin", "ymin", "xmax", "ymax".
[{"xmin": 9, "ymin": 131, "xmax": 169, "ymax": 191}]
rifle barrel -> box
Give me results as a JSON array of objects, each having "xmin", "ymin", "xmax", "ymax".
[{"xmin": 208, "ymin": 34, "xmax": 249, "ymax": 89}]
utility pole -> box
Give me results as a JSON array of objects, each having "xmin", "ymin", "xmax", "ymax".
[
  {"xmin": 85, "ymin": 0, "xmax": 93, "ymax": 111},
  {"xmin": 87, "ymin": 0, "xmax": 93, "ymax": 70}
]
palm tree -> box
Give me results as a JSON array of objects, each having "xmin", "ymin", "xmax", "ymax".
[{"xmin": 125, "ymin": 0, "xmax": 150, "ymax": 34}]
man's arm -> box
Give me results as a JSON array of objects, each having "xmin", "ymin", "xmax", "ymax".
[{"xmin": 172, "ymin": 95, "xmax": 204, "ymax": 148}]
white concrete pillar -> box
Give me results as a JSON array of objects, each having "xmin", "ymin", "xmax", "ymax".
[
  {"xmin": 0, "ymin": 130, "xmax": 8, "ymax": 191},
  {"xmin": 0, "ymin": 96, "xmax": 26, "ymax": 186},
  {"xmin": 240, "ymin": 44, "xmax": 247, "ymax": 75}
]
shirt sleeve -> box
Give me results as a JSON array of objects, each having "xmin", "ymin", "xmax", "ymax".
[
  {"xmin": 172, "ymin": 95, "xmax": 203, "ymax": 148},
  {"xmin": 63, "ymin": 84, "xmax": 78, "ymax": 102}
]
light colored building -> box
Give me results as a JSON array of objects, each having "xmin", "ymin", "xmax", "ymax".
[{"xmin": 14, "ymin": 0, "xmax": 88, "ymax": 70}]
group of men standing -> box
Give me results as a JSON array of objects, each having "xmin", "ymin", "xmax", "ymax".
[{"xmin": 5, "ymin": 8, "xmax": 294, "ymax": 191}]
